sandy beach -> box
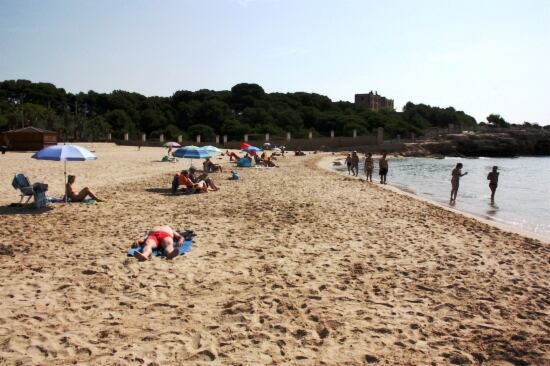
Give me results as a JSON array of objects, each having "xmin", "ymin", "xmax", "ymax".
[{"xmin": 0, "ymin": 144, "xmax": 548, "ymax": 365}]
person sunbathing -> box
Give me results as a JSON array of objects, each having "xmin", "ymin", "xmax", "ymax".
[
  {"xmin": 189, "ymin": 167, "xmax": 219, "ymax": 191},
  {"xmin": 226, "ymin": 150, "xmax": 241, "ymax": 161},
  {"xmin": 203, "ymin": 158, "xmax": 223, "ymax": 173},
  {"xmin": 132, "ymin": 225, "xmax": 183, "ymax": 261},
  {"xmin": 172, "ymin": 170, "xmax": 208, "ymax": 194},
  {"xmin": 66, "ymin": 175, "xmax": 103, "ymax": 202}
]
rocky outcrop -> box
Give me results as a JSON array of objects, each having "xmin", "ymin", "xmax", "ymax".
[{"xmin": 403, "ymin": 129, "xmax": 550, "ymax": 157}]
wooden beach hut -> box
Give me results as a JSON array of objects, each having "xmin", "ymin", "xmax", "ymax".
[{"xmin": 1, "ymin": 127, "xmax": 58, "ymax": 151}]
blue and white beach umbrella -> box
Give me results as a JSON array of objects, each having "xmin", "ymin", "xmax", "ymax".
[
  {"xmin": 32, "ymin": 144, "xmax": 97, "ymax": 202},
  {"xmin": 172, "ymin": 145, "xmax": 212, "ymax": 159},
  {"xmin": 201, "ymin": 145, "xmax": 221, "ymax": 154},
  {"xmin": 172, "ymin": 145, "xmax": 212, "ymax": 168}
]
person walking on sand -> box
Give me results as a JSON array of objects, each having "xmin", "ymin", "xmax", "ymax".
[
  {"xmin": 364, "ymin": 152, "xmax": 374, "ymax": 182},
  {"xmin": 379, "ymin": 153, "xmax": 388, "ymax": 184},
  {"xmin": 132, "ymin": 225, "xmax": 184, "ymax": 261},
  {"xmin": 351, "ymin": 151, "xmax": 359, "ymax": 176},
  {"xmin": 345, "ymin": 153, "xmax": 352, "ymax": 175},
  {"xmin": 487, "ymin": 166, "xmax": 499, "ymax": 203},
  {"xmin": 450, "ymin": 163, "xmax": 468, "ymax": 202}
]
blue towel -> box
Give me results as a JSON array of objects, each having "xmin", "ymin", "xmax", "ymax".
[{"xmin": 127, "ymin": 238, "xmax": 193, "ymax": 257}]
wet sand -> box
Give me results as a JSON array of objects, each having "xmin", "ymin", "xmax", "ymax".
[{"xmin": 0, "ymin": 144, "xmax": 548, "ymax": 365}]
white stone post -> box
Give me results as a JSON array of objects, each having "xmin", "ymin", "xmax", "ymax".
[
  {"xmin": 397, "ymin": 134, "xmax": 401, "ymax": 143},
  {"xmin": 223, "ymin": 135, "xmax": 228, "ymax": 144},
  {"xmin": 308, "ymin": 131, "xmax": 313, "ymax": 139},
  {"xmin": 215, "ymin": 135, "xmax": 220, "ymax": 144},
  {"xmin": 196, "ymin": 135, "xmax": 201, "ymax": 144},
  {"xmin": 177, "ymin": 135, "xmax": 182, "ymax": 143},
  {"xmin": 244, "ymin": 134, "xmax": 248, "ymax": 142},
  {"xmin": 265, "ymin": 133, "xmax": 269, "ymax": 142},
  {"xmin": 141, "ymin": 133, "xmax": 146, "ymax": 142},
  {"xmin": 107, "ymin": 133, "xmax": 111, "ymax": 141},
  {"xmin": 124, "ymin": 133, "xmax": 129, "ymax": 141},
  {"xmin": 330, "ymin": 130, "xmax": 335, "ymax": 139},
  {"xmin": 353, "ymin": 129, "xmax": 357, "ymax": 138},
  {"xmin": 159, "ymin": 134, "xmax": 164, "ymax": 143},
  {"xmin": 286, "ymin": 132, "xmax": 291, "ymax": 141},
  {"xmin": 377, "ymin": 127, "xmax": 384, "ymax": 145}
]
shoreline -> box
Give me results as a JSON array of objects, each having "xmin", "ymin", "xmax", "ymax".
[{"xmin": 318, "ymin": 155, "xmax": 550, "ymax": 244}]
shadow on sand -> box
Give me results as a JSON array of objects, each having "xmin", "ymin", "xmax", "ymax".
[
  {"xmin": 0, "ymin": 204, "xmax": 54, "ymax": 216},
  {"xmin": 145, "ymin": 187, "xmax": 176, "ymax": 196}
]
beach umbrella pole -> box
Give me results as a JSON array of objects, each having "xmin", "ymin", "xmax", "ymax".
[{"xmin": 64, "ymin": 160, "xmax": 68, "ymax": 203}]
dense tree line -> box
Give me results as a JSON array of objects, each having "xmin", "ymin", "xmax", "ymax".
[{"xmin": 0, "ymin": 79, "xmax": 489, "ymax": 142}]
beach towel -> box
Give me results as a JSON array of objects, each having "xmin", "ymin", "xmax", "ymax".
[
  {"xmin": 47, "ymin": 197, "xmax": 97, "ymax": 204},
  {"xmin": 127, "ymin": 238, "xmax": 193, "ymax": 257}
]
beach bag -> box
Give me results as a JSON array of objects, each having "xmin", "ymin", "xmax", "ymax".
[{"xmin": 33, "ymin": 183, "xmax": 48, "ymax": 209}]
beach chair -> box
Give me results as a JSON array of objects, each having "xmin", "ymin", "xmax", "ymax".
[
  {"xmin": 11, "ymin": 173, "xmax": 35, "ymax": 204},
  {"xmin": 11, "ymin": 173, "xmax": 49, "ymax": 208}
]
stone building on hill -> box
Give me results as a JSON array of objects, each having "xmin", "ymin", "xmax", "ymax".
[{"xmin": 355, "ymin": 91, "xmax": 394, "ymax": 111}]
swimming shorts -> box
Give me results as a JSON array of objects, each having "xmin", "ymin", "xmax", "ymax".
[
  {"xmin": 379, "ymin": 167, "xmax": 388, "ymax": 175},
  {"xmin": 146, "ymin": 231, "xmax": 172, "ymax": 248}
]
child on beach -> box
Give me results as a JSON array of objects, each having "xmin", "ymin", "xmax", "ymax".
[
  {"xmin": 379, "ymin": 153, "xmax": 388, "ymax": 184},
  {"xmin": 487, "ymin": 166, "xmax": 499, "ymax": 202},
  {"xmin": 132, "ymin": 225, "xmax": 184, "ymax": 261},
  {"xmin": 364, "ymin": 152, "xmax": 374, "ymax": 182},
  {"xmin": 450, "ymin": 163, "xmax": 468, "ymax": 202}
]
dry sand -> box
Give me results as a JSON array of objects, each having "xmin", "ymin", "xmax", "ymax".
[{"xmin": 0, "ymin": 144, "xmax": 548, "ymax": 365}]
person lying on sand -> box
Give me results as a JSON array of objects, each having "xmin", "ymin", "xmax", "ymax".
[
  {"xmin": 225, "ymin": 150, "xmax": 241, "ymax": 161},
  {"xmin": 132, "ymin": 225, "xmax": 183, "ymax": 261},
  {"xmin": 65, "ymin": 175, "xmax": 103, "ymax": 202}
]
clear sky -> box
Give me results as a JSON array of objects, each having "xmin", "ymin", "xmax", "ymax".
[{"xmin": 1, "ymin": 0, "xmax": 548, "ymax": 124}]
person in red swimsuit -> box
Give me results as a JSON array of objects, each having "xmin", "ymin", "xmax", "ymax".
[{"xmin": 132, "ymin": 225, "xmax": 184, "ymax": 261}]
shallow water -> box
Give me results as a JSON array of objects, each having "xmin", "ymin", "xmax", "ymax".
[{"xmin": 336, "ymin": 156, "xmax": 550, "ymax": 239}]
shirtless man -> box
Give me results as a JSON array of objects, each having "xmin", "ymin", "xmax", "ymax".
[
  {"xmin": 364, "ymin": 152, "xmax": 374, "ymax": 182},
  {"xmin": 487, "ymin": 166, "xmax": 499, "ymax": 202},
  {"xmin": 66, "ymin": 175, "xmax": 103, "ymax": 202},
  {"xmin": 133, "ymin": 225, "xmax": 184, "ymax": 261},
  {"xmin": 450, "ymin": 163, "xmax": 468, "ymax": 202}
]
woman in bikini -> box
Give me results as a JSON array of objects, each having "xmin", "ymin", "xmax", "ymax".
[
  {"xmin": 66, "ymin": 175, "xmax": 103, "ymax": 202},
  {"xmin": 133, "ymin": 225, "xmax": 184, "ymax": 261}
]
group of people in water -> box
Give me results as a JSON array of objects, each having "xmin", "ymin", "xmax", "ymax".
[
  {"xmin": 450, "ymin": 163, "xmax": 499, "ymax": 203},
  {"xmin": 345, "ymin": 152, "xmax": 500, "ymax": 203}
]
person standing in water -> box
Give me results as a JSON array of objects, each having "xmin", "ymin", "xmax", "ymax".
[
  {"xmin": 364, "ymin": 152, "xmax": 374, "ymax": 182},
  {"xmin": 487, "ymin": 166, "xmax": 499, "ymax": 203},
  {"xmin": 379, "ymin": 153, "xmax": 388, "ymax": 184},
  {"xmin": 345, "ymin": 153, "xmax": 352, "ymax": 175},
  {"xmin": 450, "ymin": 163, "xmax": 468, "ymax": 202}
]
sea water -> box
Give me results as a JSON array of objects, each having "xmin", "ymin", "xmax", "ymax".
[{"xmin": 336, "ymin": 156, "xmax": 550, "ymax": 239}]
